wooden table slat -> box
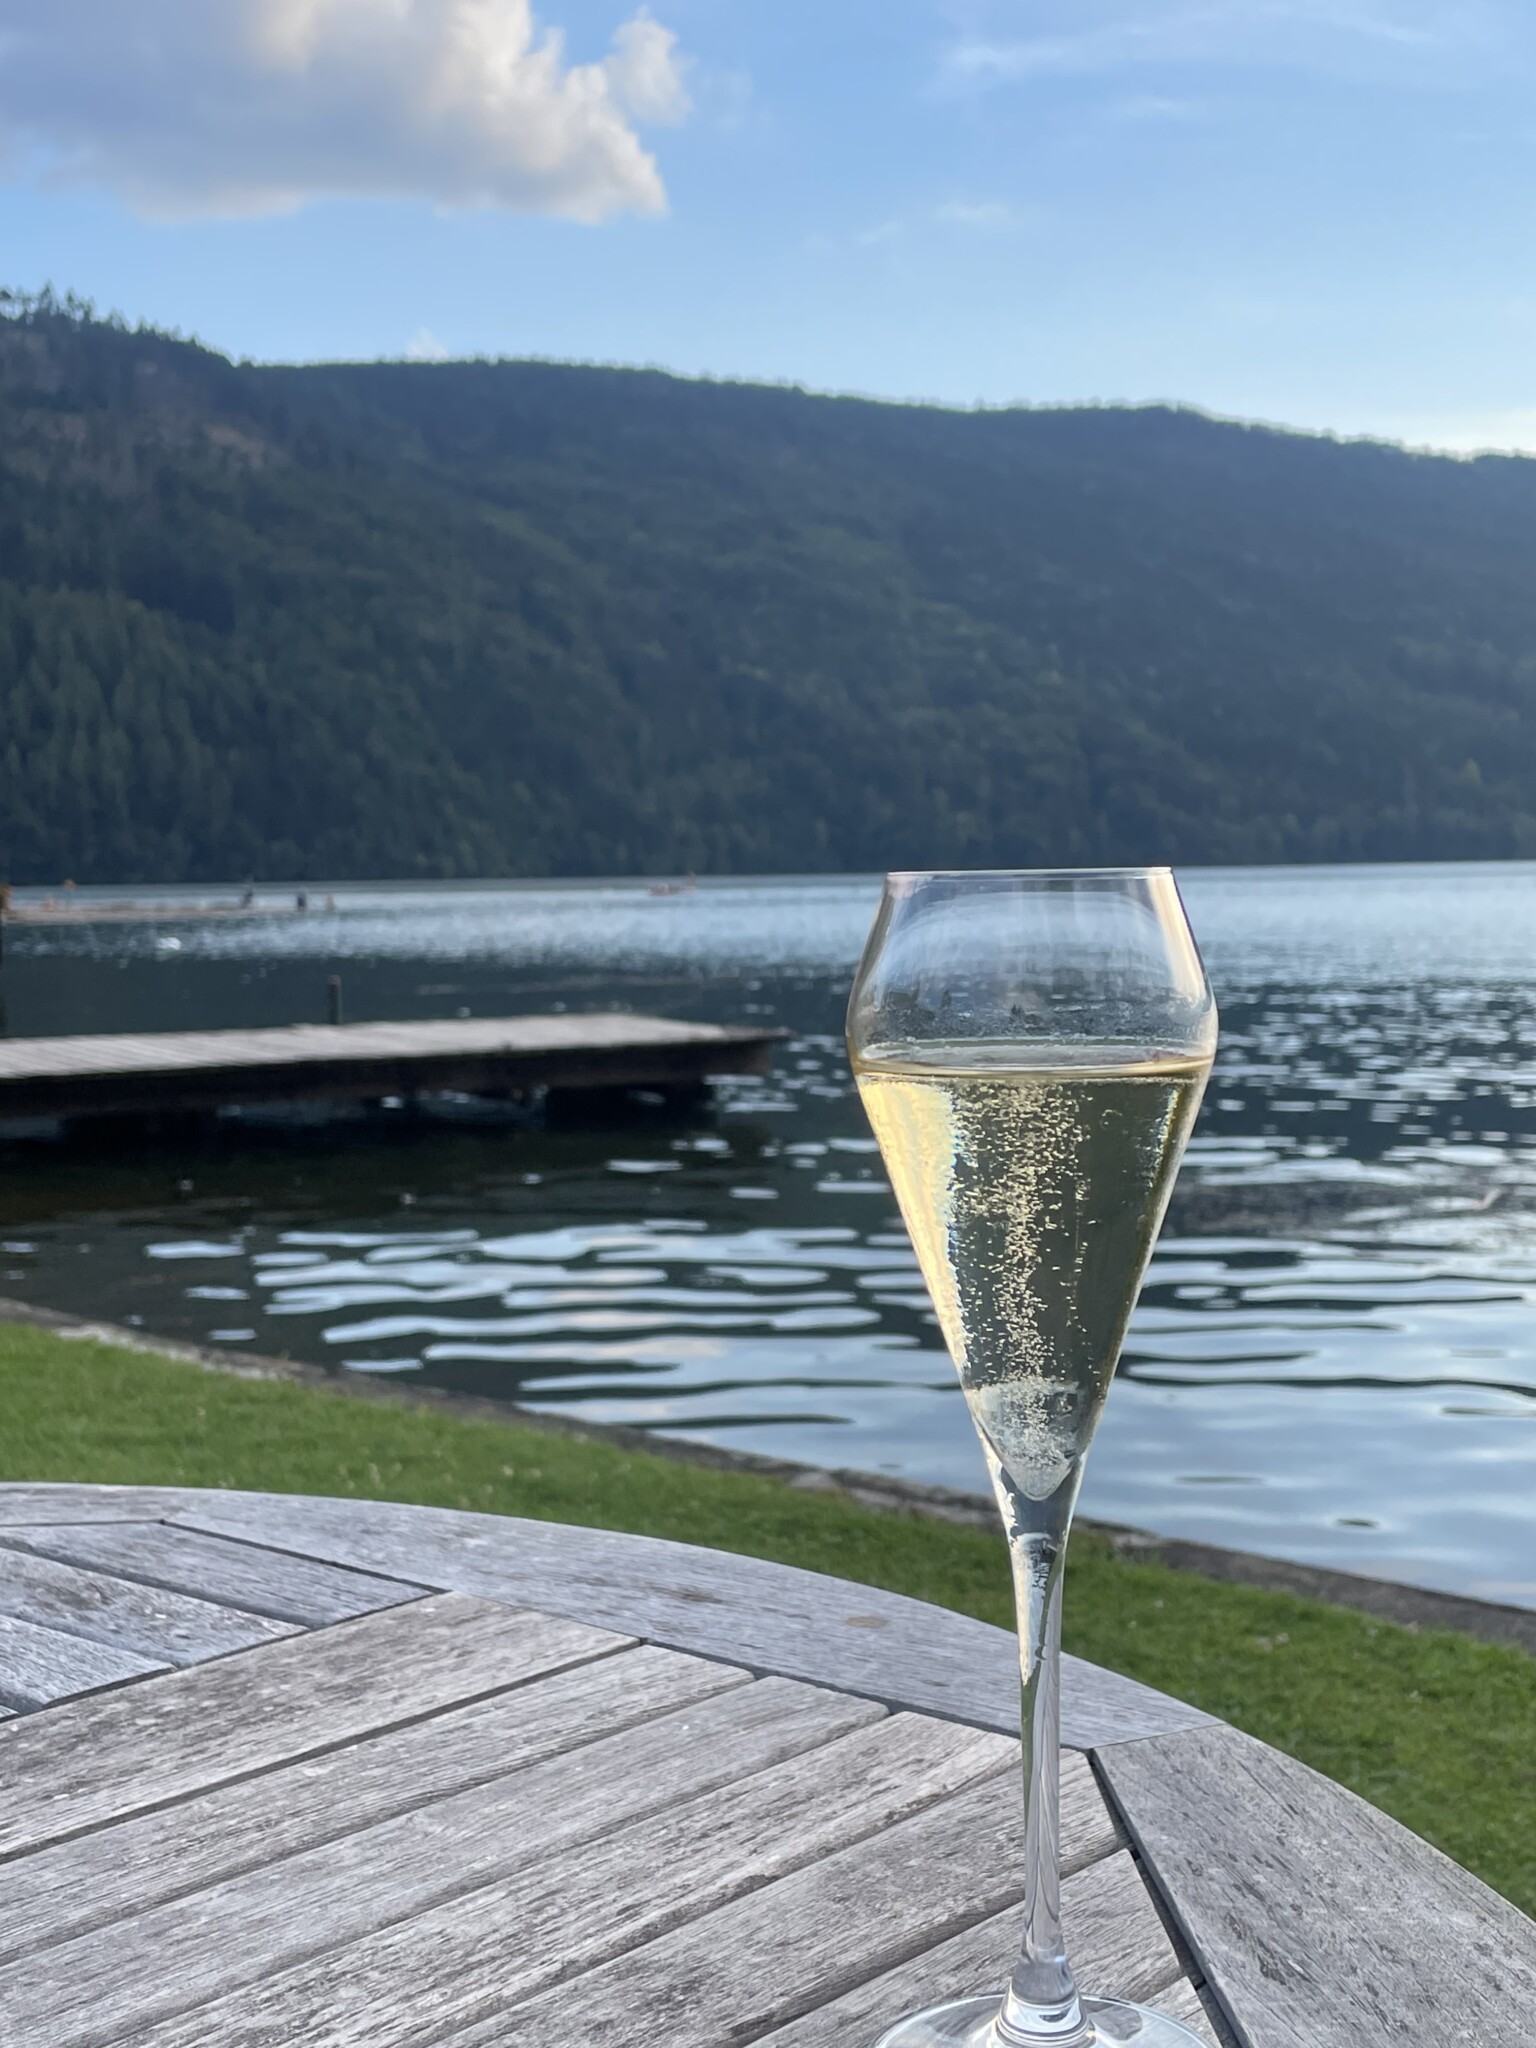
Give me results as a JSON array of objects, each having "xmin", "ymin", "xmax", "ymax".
[
  {"xmin": 0, "ymin": 1486, "xmax": 216, "ymax": 1527},
  {"xmin": 512, "ymin": 1843, "xmax": 1187, "ymax": 2048},
  {"xmin": 1100, "ymin": 1720, "xmax": 1536, "ymax": 2048},
  {"xmin": 0, "ymin": 1610, "xmax": 167, "ymax": 1713},
  {"xmin": 120, "ymin": 1714, "xmax": 1016, "ymax": 2048},
  {"xmin": 750, "ymin": 1856, "xmax": 1192, "ymax": 2047},
  {"xmin": 0, "ymin": 1542, "xmax": 298, "ymax": 1667},
  {"xmin": 0, "ymin": 1593, "xmax": 627, "ymax": 1860},
  {"xmin": 482, "ymin": 1833, "xmax": 1172, "ymax": 2048},
  {"xmin": 0, "ymin": 1521, "xmax": 426, "ymax": 1627},
  {"xmin": 167, "ymin": 1492, "xmax": 1212, "ymax": 1746},
  {"xmin": 0, "ymin": 1642, "xmax": 749, "ymax": 1969},
  {"xmin": 7, "ymin": 1675, "xmax": 889, "ymax": 2048}
]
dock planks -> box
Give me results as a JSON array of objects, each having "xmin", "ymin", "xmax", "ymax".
[{"xmin": 0, "ymin": 1012, "xmax": 784, "ymax": 1122}]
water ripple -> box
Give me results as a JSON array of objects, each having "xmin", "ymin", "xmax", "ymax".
[{"xmin": 3, "ymin": 862, "xmax": 1535, "ymax": 1603}]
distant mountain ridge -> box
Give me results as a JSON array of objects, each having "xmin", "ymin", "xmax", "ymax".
[{"xmin": 2, "ymin": 293, "xmax": 1534, "ymax": 882}]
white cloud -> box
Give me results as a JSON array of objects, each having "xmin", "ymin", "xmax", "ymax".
[
  {"xmin": 942, "ymin": 1, "xmax": 1504, "ymax": 90},
  {"xmin": 405, "ymin": 326, "xmax": 452, "ymax": 361},
  {"xmin": 1106, "ymin": 92, "xmax": 1202, "ymax": 119},
  {"xmin": 930, "ymin": 200, "xmax": 1013, "ymax": 228},
  {"xmin": 603, "ymin": 13, "xmax": 690, "ymax": 123},
  {"xmin": 0, "ymin": 0, "xmax": 691, "ymax": 223},
  {"xmin": 859, "ymin": 199, "xmax": 1042, "ymax": 246}
]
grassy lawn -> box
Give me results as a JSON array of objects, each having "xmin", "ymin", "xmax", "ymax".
[{"xmin": 2, "ymin": 1318, "xmax": 1532, "ymax": 1917}]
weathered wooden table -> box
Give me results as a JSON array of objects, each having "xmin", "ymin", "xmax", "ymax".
[{"xmin": 0, "ymin": 1485, "xmax": 1530, "ymax": 2048}]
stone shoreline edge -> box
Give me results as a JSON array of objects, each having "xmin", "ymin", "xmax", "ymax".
[{"xmin": 4, "ymin": 1291, "xmax": 1532, "ymax": 1658}]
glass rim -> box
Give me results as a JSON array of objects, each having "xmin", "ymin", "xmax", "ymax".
[{"xmin": 884, "ymin": 864, "xmax": 1175, "ymax": 883}]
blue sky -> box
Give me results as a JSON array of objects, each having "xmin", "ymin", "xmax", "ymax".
[{"xmin": 0, "ymin": 0, "xmax": 1530, "ymax": 450}]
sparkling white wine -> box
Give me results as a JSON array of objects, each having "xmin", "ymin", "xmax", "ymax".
[{"xmin": 855, "ymin": 1042, "xmax": 1208, "ymax": 1512}]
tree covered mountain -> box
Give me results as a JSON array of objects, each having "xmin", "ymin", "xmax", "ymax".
[{"xmin": 2, "ymin": 292, "xmax": 1534, "ymax": 883}]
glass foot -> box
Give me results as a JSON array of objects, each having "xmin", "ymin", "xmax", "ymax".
[{"xmin": 872, "ymin": 1992, "xmax": 1210, "ymax": 2047}]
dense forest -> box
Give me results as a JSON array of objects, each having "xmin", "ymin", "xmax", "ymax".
[{"xmin": 2, "ymin": 290, "xmax": 1534, "ymax": 882}]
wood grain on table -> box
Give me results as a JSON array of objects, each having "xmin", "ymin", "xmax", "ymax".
[
  {"xmin": 1, "ymin": 1482, "xmax": 1529, "ymax": 2048},
  {"xmin": 0, "ymin": 1489, "xmax": 1210, "ymax": 2048}
]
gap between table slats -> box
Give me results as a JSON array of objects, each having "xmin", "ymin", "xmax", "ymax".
[
  {"xmin": 0, "ymin": 1639, "xmax": 750, "ymax": 1967},
  {"xmin": 0, "ymin": 1593, "xmax": 628, "ymax": 1861},
  {"xmin": 0, "ymin": 1543, "xmax": 299, "ymax": 1671},
  {"xmin": 493, "ymin": 1844, "xmax": 1191, "ymax": 2048},
  {"xmin": 165, "ymin": 1491, "xmax": 1213, "ymax": 1747},
  {"xmin": 110, "ymin": 1711, "xmax": 1020, "ymax": 2048},
  {"xmin": 0, "ymin": 1520, "xmax": 426, "ymax": 1627},
  {"xmin": 3, "ymin": 1674, "xmax": 896, "ymax": 2048}
]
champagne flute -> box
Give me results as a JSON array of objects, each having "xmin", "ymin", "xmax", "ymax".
[{"xmin": 848, "ymin": 868, "xmax": 1216, "ymax": 2048}]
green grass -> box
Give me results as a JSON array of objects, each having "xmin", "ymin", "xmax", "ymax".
[{"xmin": 3, "ymin": 1320, "xmax": 1532, "ymax": 1916}]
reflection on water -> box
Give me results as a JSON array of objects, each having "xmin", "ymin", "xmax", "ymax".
[{"xmin": 1, "ymin": 863, "xmax": 1534, "ymax": 1605}]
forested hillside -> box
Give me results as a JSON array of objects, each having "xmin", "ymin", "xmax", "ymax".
[{"xmin": 3, "ymin": 291, "xmax": 1535, "ymax": 882}]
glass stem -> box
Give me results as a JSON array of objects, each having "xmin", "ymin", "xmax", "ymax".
[{"xmin": 992, "ymin": 1528, "xmax": 1089, "ymax": 2047}]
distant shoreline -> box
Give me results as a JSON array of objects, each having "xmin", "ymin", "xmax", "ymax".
[
  {"xmin": 3, "ymin": 902, "xmax": 313, "ymax": 925},
  {"xmin": 5, "ymin": 858, "xmax": 1536, "ymax": 907}
]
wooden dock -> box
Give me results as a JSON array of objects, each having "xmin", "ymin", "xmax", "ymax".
[
  {"xmin": 0, "ymin": 1013, "xmax": 786, "ymax": 1123},
  {"xmin": 2, "ymin": 901, "xmax": 300, "ymax": 926}
]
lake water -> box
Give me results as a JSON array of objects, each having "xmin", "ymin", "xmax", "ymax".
[{"xmin": 2, "ymin": 864, "xmax": 1534, "ymax": 1607}]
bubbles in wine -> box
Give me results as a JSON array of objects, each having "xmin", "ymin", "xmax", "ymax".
[{"xmin": 855, "ymin": 1044, "xmax": 1207, "ymax": 1505}]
